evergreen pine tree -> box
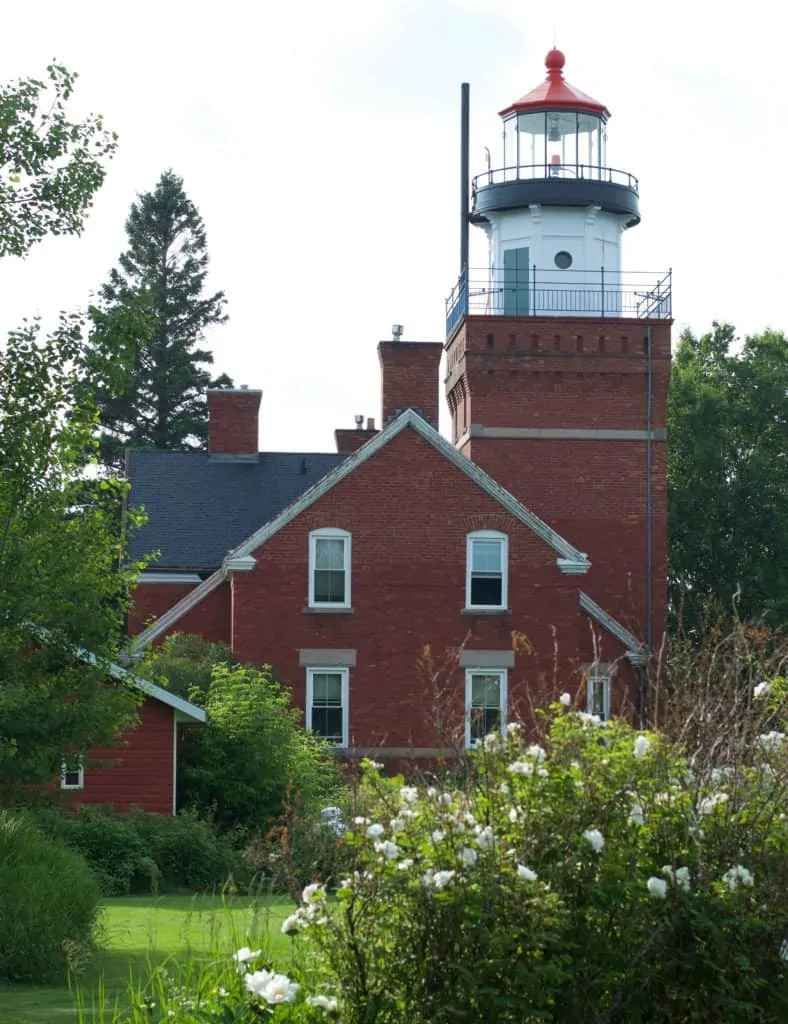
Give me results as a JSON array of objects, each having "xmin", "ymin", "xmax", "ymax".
[{"xmin": 91, "ymin": 170, "xmax": 232, "ymax": 469}]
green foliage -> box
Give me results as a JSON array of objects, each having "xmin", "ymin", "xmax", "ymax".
[
  {"xmin": 31, "ymin": 804, "xmax": 147, "ymax": 894},
  {"xmin": 143, "ymin": 636, "xmax": 341, "ymax": 831},
  {"xmin": 0, "ymin": 812, "xmax": 101, "ymax": 982},
  {"xmin": 86, "ymin": 170, "xmax": 233, "ymax": 470},
  {"xmin": 144, "ymin": 632, "xmax": 240, "ymax": 702},
  {"xmin": 668, "ymin": 322, "xmax": 788, "ymax": 629},
  {"xmin": 28, "ymin": 805, "xmax": 238, "ymax": 894},
  {"xmin": 285, "ymin": 703, "xmax": 788, "ymax": 1024},
  {"xmin": 129, "ymin": 809, "xmax": 238, "ymax": 891},
  {"xmin": 0, "ymin": 316, "xmax": 147, "ymax": 786},
  {"xmin": 179, "ymin": 662, "xmax": 341, "ymax": 833},
  {"xmin": 261, "ymin": 796, "xmax": 354, "ymax": 897},
  {"xmin": 73, "ymin": 945, "xmax": 333, "ymax": 1024},
  {"xmin": 0, "ymin": 63, "xmax": 117, "ymax": 257}
]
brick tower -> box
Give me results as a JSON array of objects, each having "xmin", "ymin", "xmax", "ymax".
[{"xmin": 445, "ymin": 49, "xmax": 672, "ymax": 652}]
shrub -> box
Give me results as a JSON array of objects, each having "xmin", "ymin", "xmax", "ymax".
[
  {"xmin": 30, "ymin": 804, "xmax": 147, "ymax": 893},
  {"xmin": 0, "ymin": 812, "xmax": 101, "ymax": 982},
  {"xmin": 128, "ymin": 808, "xmax": 237, "ymax": 890},
  {"xmin": 257, "ymin": 794, "xmax": 355, "ymax": 896},
  {"xmin": 29, "ymin": 805, "xmax": 238, "ymax": 894},
  {"xmin": 143, "ymin": 636, "xmax": 342, "ymax": 831},
  {"xmin": 284, "ymin": 693, "xmax": 788, "ymax": 1024},
  {"xmin": 178, "ymin": 662, "xmax": 341, "ymax": 832},
  {"xmin": 143, "ymin": 632, "xmax": 239, "ymax": 702}
]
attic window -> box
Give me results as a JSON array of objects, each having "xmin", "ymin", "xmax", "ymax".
[
  {"xmin": 466, "ymin": 531, "xmax": 508, "ymax": 610},
  {"xmin": 309, "ymin": 529, "xmax": 351, "ymax": 608}
]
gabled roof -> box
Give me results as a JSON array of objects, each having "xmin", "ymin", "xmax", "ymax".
[
  {"xmin": 128, "ymin": 408, "xmax": 590, "ymax": 655},
  {"xmin": 127, "ymin": 449, "xmax": 346, "ymax": 570},
  {"xmin": 76, "ymin": 647, "xmax": 206, "ymax": 723}
]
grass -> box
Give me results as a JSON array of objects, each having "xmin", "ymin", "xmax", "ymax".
[{"xmin": 0, "ymin": 893, "xmax": 294, "ymax": 1024}]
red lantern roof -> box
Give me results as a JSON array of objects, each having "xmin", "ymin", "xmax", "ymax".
[{"xmin": 499, "ymin": 49, "xmax": 610, "ymax": 120}]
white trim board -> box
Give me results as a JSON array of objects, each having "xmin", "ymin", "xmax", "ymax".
[
  {"xmin": 228, "ymin": 410, "xmax": 588, "ymax": 565},
  {"xmin": 130, "ymin": 572, "xmax": 226, "ymax": 656},
  {"xmin": 579, "ymin": 591, "xmax": 645, "ymax": 659},
  {"xmin": 128, "ymin": 408, "xmax": 590, "ymax": 654},
  {"xmin": 459, "ymin": 426, "xmax": 668, "ymax": 443},
  {"xmin": 75, "ymin": 647, "xmax": 206, "ymax": 724},
  {"xmin": 139, "ymin": 572, "xmax": 202, "ymax": 584}
]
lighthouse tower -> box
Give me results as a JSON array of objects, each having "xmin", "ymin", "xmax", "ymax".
[{"xmin": 445, "ymin": 49, "xmax": 673, "ymax": 653}]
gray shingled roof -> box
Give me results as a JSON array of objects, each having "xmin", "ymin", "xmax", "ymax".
[{"xmin": 127, "ymin": 450, "xmax": 347, "ymax": 570}]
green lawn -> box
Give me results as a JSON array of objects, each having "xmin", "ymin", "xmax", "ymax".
[{"xmin": 0, "ymin": 893, "xmax": 295, "ymax": 1024}]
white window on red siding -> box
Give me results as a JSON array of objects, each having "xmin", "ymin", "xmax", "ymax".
[
  {"xmin": 466, "ymin": 531, "xmax": 508, "ymax": 609},
  {"xmin": 309, "ymin": 529, "xmax": 351, "ymax": 608},
  {"xmin": 465, "ymin": 668, "xmax": 508, "ymax": 748},
  {"xmin": 306, "ymin": 667, "xmax": 349, "ymax": 747},
  {"xmin": 61, "ymin": 757, "xmax": 84, "ymax": 790}
]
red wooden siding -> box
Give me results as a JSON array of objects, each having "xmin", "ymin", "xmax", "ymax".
[{"xmin": 64, "ymin": 697, "xmax": 175, "ymax": 815}]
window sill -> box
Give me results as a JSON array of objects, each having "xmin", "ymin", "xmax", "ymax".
[
  {"xmin": 303, "ymin": 605, "xmax": 354, "ymax": 614},
  {"xmin": 461, "ymin": 607, "xmax": 511, "ymax": 616}
]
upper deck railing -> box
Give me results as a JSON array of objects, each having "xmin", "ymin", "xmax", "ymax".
[
  {"xmin": 472, "ymin": 163, "xmax": 639, "ymax": 194},
  {"xmin": 445, "ymin": 266, "xmax": 672, "ymax": 336}
]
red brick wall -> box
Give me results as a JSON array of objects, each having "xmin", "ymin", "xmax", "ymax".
[
  {"xmin": 225, "ymin": 427, "xmax": 629, "ymax": 749},
  {"xmin": 378, "ymin": 341, "xmax": 444, "ymax": 427},
  {"xmin": 334, "ymin": 428, "xmax": 379, "ymax": 454},
  {"xmin": 65, "ymin": 698, "xmax": 175, "ymax": 815},
  {"xmin": 129, "ymin": 581, "xmax": 231, "ymax": 646},
  {"xmin": 207, "ymin": 389, "xmax": 262, "ymax": 454},
  {"xmin": 446, "ymin": 316, "xmax": 671, "ymax": 649}
]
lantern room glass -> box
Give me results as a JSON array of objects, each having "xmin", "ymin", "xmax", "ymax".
[
  {"xmin": 512, "ymin": 110, "xmax": 606, "ymax": 179},
  {"xmin": 503, "ymin": 116, "xmax": 517, "ymax": 180}
]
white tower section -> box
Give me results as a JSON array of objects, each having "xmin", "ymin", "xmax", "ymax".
[{"xmin": 470, "ymin": 49, "xmax": 641, "ymax": 318}]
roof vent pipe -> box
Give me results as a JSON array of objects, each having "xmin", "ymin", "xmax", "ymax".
[{"xmin": 391, "ymin": 324, "xmax": 404, "ymax": 341}]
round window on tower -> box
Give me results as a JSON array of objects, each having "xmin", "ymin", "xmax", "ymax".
[{"xmin": 554, "ymin": 251, "xmax": 573, "ymax": 270}]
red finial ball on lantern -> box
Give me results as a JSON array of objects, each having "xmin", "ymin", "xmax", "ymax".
[{"xmin": 545, "ymin": 48, "xmax": 565, "ymax": 73}]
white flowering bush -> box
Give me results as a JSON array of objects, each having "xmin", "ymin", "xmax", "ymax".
[{"xmin": 286, "ymin": 703, "xmax": 788, "ymax": 1024}]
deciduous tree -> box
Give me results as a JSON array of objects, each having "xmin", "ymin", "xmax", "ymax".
[
  {"xmin": 0, "ymin": 317, "xmax": 145, "ymax": 786},
  {"xmin": 667, "ymin": 322, "xmax": 788, "ymax": 629},
  {"xmin": 0, "ymin": 63, "xmax": 116, "ymax": 257}
]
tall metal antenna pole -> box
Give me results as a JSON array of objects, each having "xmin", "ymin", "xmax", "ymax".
[{"xmin": 460, "ymin": 83, "xmax": 470, "ymax": 276}]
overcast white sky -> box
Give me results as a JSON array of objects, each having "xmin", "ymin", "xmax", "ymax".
[{"xmin": 1, "ymin": 0, "xmax": 785, "ymax": 451}]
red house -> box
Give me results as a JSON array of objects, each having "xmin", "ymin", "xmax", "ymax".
[
  {"xmin": 60, "ymin": 654, "xmax": 206, "ymax": 815},
  {"xmin": 125, "ymin": 50, "xmax": 672, "ymax": 758}
]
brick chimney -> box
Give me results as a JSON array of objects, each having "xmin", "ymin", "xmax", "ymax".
[
  {"xmin": 206, "ymin": 388, "xmax": 262, "ymax": 456},
  {"xmin": 335, "ymin": 416, "xmax": 379, "ymax": 454},
  {"xmin": 377, "ymin": 340, "xmax": 443, "ymax": 428}
]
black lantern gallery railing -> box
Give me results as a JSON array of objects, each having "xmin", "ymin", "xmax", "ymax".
[
  {"xmin": 445, "ymin": 267, "xmax": 672, "ymax": 336},
  {"xmin": 472, "ymin": 163, "xmax": 639, "ymax": 193}
]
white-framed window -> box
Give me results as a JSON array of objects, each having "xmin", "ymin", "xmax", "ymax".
[
  {"xmin": 465, "ymin": 668, "xmax": 508, "ymax": 748},
  {"xmin": 586, "ymin": 674, "xmax": 611, "ymax": 721},
  {"xmin": 466, "ymin": 531, "xmax": 508, "ymax": 609},
  {"xmin": 306, "ymin": 667, "xmax": 349, "ymax": 747},
  {"xmin": 308, "ymin": 528, "xmax": 351, "ymax": 608},
  {"xmin": 61, "ymin": 757, "xmax": 84, "ymax": 791}
]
